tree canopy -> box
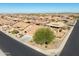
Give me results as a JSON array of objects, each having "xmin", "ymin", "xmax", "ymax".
[{"xmin": 33, "ymin": 27, "xmax": 55, "ymax": 45}]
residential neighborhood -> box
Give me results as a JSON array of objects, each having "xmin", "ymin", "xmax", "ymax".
[
  {"xmin": 0, "ymin": 3, "xmax": 79, "ymax": 56},
  {"xmin": 0, "ymin": 13, "xmax": 77, "ymax": 55}
]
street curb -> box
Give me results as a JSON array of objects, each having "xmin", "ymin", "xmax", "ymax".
[
  {"xmin": 0, "ymin": 30, "xmax": 48, "ymax": 55},
  {"xmin": 55, "ymin": 20, "xmax": 77, "ymax": 56}
]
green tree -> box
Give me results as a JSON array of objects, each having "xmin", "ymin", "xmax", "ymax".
[{"xmin": 33, "ymin": 27, "xmax": 55, "ymax": 45}]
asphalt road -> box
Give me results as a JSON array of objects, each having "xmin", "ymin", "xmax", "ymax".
[
  {"xmin": 60, "ymin": 20, "xmax": 79, "ymax": 56},
  {"xmin": 0, "ymin": 31, "xmax": 45, "ymax": 56}
]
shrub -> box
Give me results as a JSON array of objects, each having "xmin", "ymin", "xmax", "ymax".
[
  {"xmin": 11, "ymin": 30, "xmax": 19, "ymax": 34},
  {"xmin": 33, "ymin": 27, "xmax": 55, "ymax": 45}
]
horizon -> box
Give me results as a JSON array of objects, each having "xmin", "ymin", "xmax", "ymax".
[{"xmin": 0, "ymin": 3, "xmax": 79, "ymax": 13}]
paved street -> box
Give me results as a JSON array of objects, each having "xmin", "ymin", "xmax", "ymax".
[
  {"xmin": 0, "ymin": 31, "xmax": 45, "ymax": 56},
  {"xmin": 60, "ymin": 20, "xmax": 79, "ymax": 56}
]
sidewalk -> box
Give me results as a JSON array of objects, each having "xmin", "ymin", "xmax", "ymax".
[{"xmin": 55, "ymin": 20, "xmax": 77, "ymax": 56}]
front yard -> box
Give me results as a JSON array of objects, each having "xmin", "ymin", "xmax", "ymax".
[{"xmin": 0, "ymin": 14, "xmax": 77, "ymax": 55}]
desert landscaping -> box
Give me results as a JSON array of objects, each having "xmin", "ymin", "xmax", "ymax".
[{"xmin": 0, "ymin": 13, "xmax": 77, "ymax": 55}]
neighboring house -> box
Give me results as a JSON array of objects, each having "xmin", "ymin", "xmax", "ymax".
[{"xmin": 46, "ymin": 22, "xmax": 67, "ymax": 28}]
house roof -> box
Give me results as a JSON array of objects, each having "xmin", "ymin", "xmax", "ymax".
[{"xmin": 46, "ymin": 22, "xmax": 67, "ymax": 28}]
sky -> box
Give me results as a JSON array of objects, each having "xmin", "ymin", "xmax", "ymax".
[{"xmin": 0, "ymin": 3, "xmax": 79, "ymax": 13}]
